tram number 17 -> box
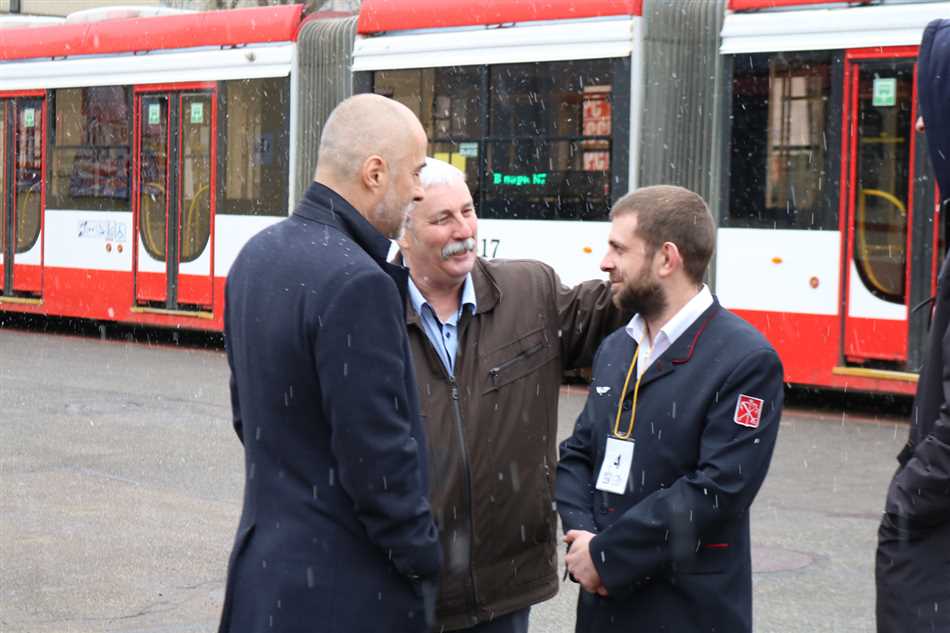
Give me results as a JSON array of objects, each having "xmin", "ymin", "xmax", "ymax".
[{"xmin": 480, "ymin": 238, "xmax": 500, "ymax": 258}]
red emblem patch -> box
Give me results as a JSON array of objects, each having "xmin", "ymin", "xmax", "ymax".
[{"xmin": 734, "ymin": 394, "xmax": 764, "ymax": 428}]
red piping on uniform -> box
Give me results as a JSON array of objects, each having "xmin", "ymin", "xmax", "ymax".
[
  {"xmin": 703, "ymin": 543, "xmax": 730, "ymax": 549},
  {"xmin": 671, "ymin": 308, "xmax": 719, "ymax": 365}
]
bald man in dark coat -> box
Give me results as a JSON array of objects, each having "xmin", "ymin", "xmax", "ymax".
[{"xmin": 217, "ymin": 95, "xmax": 441, "ymax": 633}]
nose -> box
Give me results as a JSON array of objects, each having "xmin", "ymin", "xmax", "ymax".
[
  {"xmin": 412, "ymin": 183, "xmax": 425, "ymax": 203},
  {"xmin": 453, "ymin": 217, "xmax": 474, "ymax": 239},
  {"xmin": 600, "ymin": 253, "xmax": 613, "ymax": 273}
]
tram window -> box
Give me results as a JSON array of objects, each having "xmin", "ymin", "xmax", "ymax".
[
  {"xmin": 372, "ymin": 60, "xmax": 613, "ymax": 220},
  {"xmin": 483, "ymin": 60, "xmax": 613, "ymax": 220},
  {"xmin": 218, "ymin": 77, "xmax": 290, "ymax": 216},
  {"xmin": 49, "ymin": 86, "xmax": 131, "ymax": 211},
  {"xmin": 374, "ymin": 67, "xmax": 481, "ymax": 141},
  {"xmin": 727, "ymin": 53, "xmax": 834, "ymax": 230}
]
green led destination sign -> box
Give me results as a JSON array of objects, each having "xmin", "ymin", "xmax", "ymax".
[{"xmin": 492, "ymin": 172, "xmax": 548, "ymax": 187}]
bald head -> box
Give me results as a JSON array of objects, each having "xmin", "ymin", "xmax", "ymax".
[
  {"xmin": 316, "ymin": 94, "xmax": 423, "ymax": 181},
  {"xmin": 313, "ymin": 94, "xmax": 428, "ymax": 238}
]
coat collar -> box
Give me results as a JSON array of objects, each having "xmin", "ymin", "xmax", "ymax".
[
  {"xmin": 631, "ymin": 299, "xmax": 721, "ymax": 390},
  {"xmin": 295, "ymin": 181, "xmax": 410, "ymax": 303},
  {"xmin": 294, "ymin": 181, "xmax": 392, "ymax": 267},
  {"xmin": 392, "ymin": 254, "xmax": 501, "ymax": 326}
]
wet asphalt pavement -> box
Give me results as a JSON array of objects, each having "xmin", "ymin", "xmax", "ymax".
[{"xmin": 0, "ymin": 325, "xmax": 908, "ymax": 632}]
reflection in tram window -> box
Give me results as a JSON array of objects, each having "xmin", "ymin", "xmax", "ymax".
[
  {"xmin": 853, "ymin": 62, "xmax": 914, "ymax": 305},
  {"xmin": 15, "ymin": 100, "xmax": 42, "ymax": 253},
  {"xmin": 218, "ymin": 77, "xmax": 290, "ymax": 216},
  {"xmin": 49, "ymin": 86, "xmax": 131, "ymax": 211},
  {"xmin": 139, "ymin": 96, "xmax": 168, "ymax": 262},
  {"xmin": 727, "ymin": 52, "xmax": 835, "ymax": 230},
  {"xmin": 374, "ymin": 67, "xmax": 481, "ymax": 193},
  {"xmin": 180, "ymin": 94, "xmax": 211, "ymax": 263}
]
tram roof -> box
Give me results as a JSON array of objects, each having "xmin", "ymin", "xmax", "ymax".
[
  {"xmin": 357, "ymin": 0, "xmax": 642, "ymax": 35},
  {"xmin": 729, "ymin": 0, "xmax": 940, "ymax": 10},
  {"xmin": 0, "ymin": 4, "xmax": 304, "ymax": 62}
]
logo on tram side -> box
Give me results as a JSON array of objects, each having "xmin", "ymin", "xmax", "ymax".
[{"xmin": 77, "ymin": 219, "xmax": 128, "ymax": 243}]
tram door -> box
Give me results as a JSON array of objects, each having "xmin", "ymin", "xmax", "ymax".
[
  {"xmin": 0, "ymin": 95, "xmax": 45, "ymax": 298},
  {"xmin": 133, "ymin": 87, "xmax": 215, "ymax": 311},
  {"xmin": 841, "ymin": 53, "xmax": 919, "ymax": 365}
]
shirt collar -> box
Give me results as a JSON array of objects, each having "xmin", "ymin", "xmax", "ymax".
[
  {"xmin": 625, "ymin": 284, "xmax": 714, "ymax": 348},
  {"xmin": 407, "ymin": 273, "xmax": 477, "ymax": 324}
]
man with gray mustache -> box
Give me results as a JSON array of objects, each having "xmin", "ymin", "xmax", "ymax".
[{"xmin": 396, "ymin": 157, "xmax": 630, "ymax": 633}]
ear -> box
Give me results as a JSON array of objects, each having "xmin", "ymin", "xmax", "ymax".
[
  {"xmin": 656, "ymin": 241, "xmax": 682, "ymax": 278},
  {"xmin": 361, "ymin": 155, "xmax": 387, "ymax": 192}
]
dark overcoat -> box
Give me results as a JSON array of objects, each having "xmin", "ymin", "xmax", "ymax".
[
  {"xmin": 217, "ymin": 182, "xmax": 441, "ymax": 633},
  {"xmin": 876, "ymin": 22, "xmax": 950, "ymax": 632},
  {"xmin": 556, "ymin": 301, "xmax": 783, "ymax": 633}
]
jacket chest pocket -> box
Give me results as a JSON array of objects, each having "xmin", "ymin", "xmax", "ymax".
[{"xmin": 481, "ymin": 326, "xmax": 557, "ymax": 394}]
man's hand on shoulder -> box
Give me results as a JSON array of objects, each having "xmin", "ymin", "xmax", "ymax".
[{"xmin": 565, "ymin": 530, "xmax": 608, "ymax": 596}]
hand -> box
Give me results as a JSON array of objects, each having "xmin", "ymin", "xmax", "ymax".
[{"xmin": 564, "ymin": 530, "xmax": 608, "ymax": 596}]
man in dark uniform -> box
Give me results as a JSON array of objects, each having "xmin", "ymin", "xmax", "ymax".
[
  {"xmin": 218, "ymin": 94, "xmax": 441, "ymax": 633},
  {"xmin": 555, "ymin": 185, "xmax": 784, "ymax": 633},
  {"xmin": 875, "ymin": 19, "xmax": 950, "ymax": 633}
]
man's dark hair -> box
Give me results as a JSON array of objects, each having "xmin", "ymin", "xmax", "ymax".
[{"xmin": 610, "ymin": 185, "xmax": 715, "ymax": 284}]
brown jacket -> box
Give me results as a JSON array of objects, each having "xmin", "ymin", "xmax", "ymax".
[{"xmin": 404, "ymin": 257, "xmax": 627, "ymax": 630}]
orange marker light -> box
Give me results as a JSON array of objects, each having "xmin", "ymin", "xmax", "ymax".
[
  {"xmin": 810, "ymin": 276, "xmax": 820, "ymax": 289},
  {"xmin": 583, "ymin": 246, "xmax": 593, "ymax": 254},
  {"xmin": 771, "ymin": 256, "xmax": 783, "ymax": 264}
]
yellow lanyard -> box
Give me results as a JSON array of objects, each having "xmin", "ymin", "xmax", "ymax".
[{"xmin": 612, "ymin": 346, "xmax": 643, "ymax": 439}]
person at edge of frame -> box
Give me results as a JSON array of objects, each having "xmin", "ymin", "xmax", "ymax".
[
  {"xmin": 555, "ymin": 185, "xmax": 785, "ymax": 633},
  {"xmin": 394, "ymin": 157, "xmax": 632, "ymax": 633},
  {"xmin": 217, "ymin": 94, "xmax": 441, "ymax": 633},
  {"xmin": 875, "ymin": 18, "xmax": 950, "ymax": 633}
]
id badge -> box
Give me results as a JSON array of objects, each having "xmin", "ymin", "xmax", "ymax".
[{"xmin": 595, "ymin": 436, "xmax": 634, "ymax": 494}]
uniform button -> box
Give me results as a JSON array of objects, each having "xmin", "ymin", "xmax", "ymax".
[
  {"xmin": 445, "ymin": 332, "xmax": 451, "ymax": 339},
  {"xmin": 622, "ymin": 399, "xmax": 632, "ymax": 411}
]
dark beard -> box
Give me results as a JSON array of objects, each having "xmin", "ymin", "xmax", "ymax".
[{"xmin": 614, "ymin": 278, "xmax": 666, "ymax": 321}]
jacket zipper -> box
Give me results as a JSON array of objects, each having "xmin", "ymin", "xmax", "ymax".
[
  {"xmin": 448, "ymin": 375, "xmax": 480, "ymax": 616},
  {"xmin": 488, "ymin": 341, "xmax": 545, "ymax": 385}
]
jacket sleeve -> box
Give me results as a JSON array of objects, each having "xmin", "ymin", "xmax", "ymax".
[
  {"xmin": 549, "ymin": 265, "xmax": 631, "ymax": 370},
  {"xmin": 885, "ymin": 324, "xmax": 950, "ymax": 527},
  {"xmin": 223, "ymin": 279, "xmax": 243, "ymax": 444},
  {"xmin": 555, "ymin": 347, "xmax": 606, "ymax": 534},
  {"xmin": 315, "ymin": 268, "xmax": 442, "ymax": 583},
  {"xmin": 588, "ymin": 347, "xmax": 784, "ymax": 593}
]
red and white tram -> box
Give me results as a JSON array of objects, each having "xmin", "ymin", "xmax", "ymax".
[
  {"xmin": 718, "ymin": 0, "xmax": 950, "ymax": 394},
  {"xmin": 5, "ymin": 0, "xmax": 947, "ymax": 396},
  {"xmin": 0, "ymin": 4, "xmax": 355, "ymax": 330}
]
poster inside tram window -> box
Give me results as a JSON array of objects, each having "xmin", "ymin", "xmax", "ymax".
[{"xmin": 582, "ymin": 86, "xmax": 611, "ymax": 172}]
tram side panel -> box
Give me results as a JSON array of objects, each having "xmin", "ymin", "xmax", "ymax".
[{"xmin": 716, "ymin": 0, "xmax": 947, "ymax": 395}]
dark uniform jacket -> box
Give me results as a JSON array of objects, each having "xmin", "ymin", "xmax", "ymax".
[
  {"xmin": 556, "ymin": 301, "xmax": 783, "ymax": 633},
  {"xmin": 403, "ymin": 257, "xmax": 627, "ymax": 630},
  {"xmin": 218, "ymin": 182, "xmax": 441, "ymax": 633},
  {"xmin": 876, "ymin": 19, "xmax": 950, "ymax": 633}
]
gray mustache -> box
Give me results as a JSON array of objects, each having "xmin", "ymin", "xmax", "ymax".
[{"xmin": 441, "ymin": 238, "xmax": 477, "ymax": 259}]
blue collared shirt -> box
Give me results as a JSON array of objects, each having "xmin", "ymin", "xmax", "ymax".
[{"xmin": 407, "ymin": 273, "xmax": 477, "ymax": 376}]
